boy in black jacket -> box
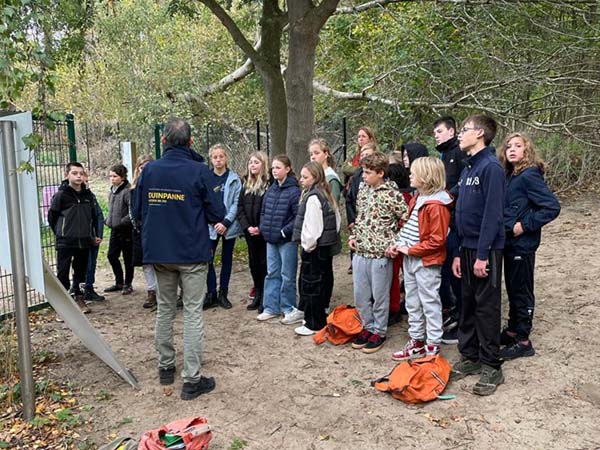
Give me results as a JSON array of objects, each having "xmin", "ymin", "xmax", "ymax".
[
  {"xmin": 433, "ymin": 116, "xmax": 466, "ymax": 344},
  {"xmin": 450, "ymin": 115, "xmax": 505, "ymax": 396},
  {"xmin": 48, "ymin": 162, "xmax": 98, "ymax": 313}
]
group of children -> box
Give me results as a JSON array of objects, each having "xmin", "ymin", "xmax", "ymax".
[{"xmin": 49, "ymin": 113, "xmax": 560, "ymax": 396}]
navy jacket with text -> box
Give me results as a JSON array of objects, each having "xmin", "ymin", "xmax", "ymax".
[
  {"xmin": 504, "ymin": 166, "xmax": 560, "ymax": 253},
  {"xmin": 455, "ymin": 146, "xmax": 505, "ymax": 260},
  {"xmin": 131, "ymin": 145, "xmax": 225, "ymax": 264}
]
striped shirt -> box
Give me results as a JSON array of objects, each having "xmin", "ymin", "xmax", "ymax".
[{"xmin": 397, "ymin": 207, "xmax": 420, "ymax": 247}]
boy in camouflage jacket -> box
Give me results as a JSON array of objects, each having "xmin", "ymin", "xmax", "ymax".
[{"xmin": 349, "ymin": 153, "xmax": 408, "ymax": 353}]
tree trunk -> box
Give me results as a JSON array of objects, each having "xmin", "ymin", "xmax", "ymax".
[
  {"xmin": 285, "ymin": 0, "xmax": 340, "ymax": 172},
  {"xmin": 262, "ymin": 71, "xmax": 288, "ymax": 156},
  {"xmin": 285, "ymin": 24, "xmax": 319, "ymax": 171},
  {"xmin": 258, "ymin": 0, "xmax": 287, "ymax": 156}
]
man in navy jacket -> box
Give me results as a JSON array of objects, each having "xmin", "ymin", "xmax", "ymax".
[
  {"xmin": 450, "ymin": 114, "xmax": 505, "ymax": 396},
  {"xmin": 132, "ymin": 117, "xmax": 225, "ymax": 401}
]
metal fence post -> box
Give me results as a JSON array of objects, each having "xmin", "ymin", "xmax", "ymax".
[
  {"xmin": 342, "ymin": 117, "xmax": 347, "ymax": 161},
  {"xmin": 256, "ymin": 120, "xmax": 261, "ymax": 151},
  {"xmin": 205, "ymin": 124, "xmax": 210, "ymax": 153},
  {"xmin": 266, "ymin": 124, "xmax": 270, "ymax": 156},
  {"xmin": 154, "ymin": 124, "xmax": 162, "ymax": 159},
  {"xmin": 1, "ymin": 121, "xmax": 36, "ymax": 421},
  {"xmin": 66, "ymin": 113, "xmax": 77, "ymax": 162}
]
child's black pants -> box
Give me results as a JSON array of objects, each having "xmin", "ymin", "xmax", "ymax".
[
  {"xmin": 504, "ymin": 251, "xmax": 536, "ymax": 341},
  {"xmin": 299, "ymin": 247, "xmax": 333, "ymax": 331},
  {"xmin": 245, "ymin": 233, "xmax": 267, "ymax": 295},
  {"xmin": 107, "ymin": 226, "xmax": 134, "ymax": 286},
  {"xmin": 458, "ymin": 248, "xmax": 503, "ymax": 369},
  {"xmin": 57, "ymin": 247, "xmax": 89, "ymax": 294}
]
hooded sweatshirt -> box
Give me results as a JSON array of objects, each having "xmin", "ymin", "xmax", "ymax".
[
  {"xmin": 402, "ymin": 143, "xmax": 429, "ymax": 167},
  {"xmin": 397, "ymin": 190, "xmax": 453, "ymax": 266}
]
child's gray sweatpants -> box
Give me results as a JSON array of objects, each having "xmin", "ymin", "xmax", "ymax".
[
  {"xmin": 403, "ymin": 255, "xmax": 443, "ymax": 344},
  {"xmin": 352, "ymin": 255, "xmax": 392, "ymax": 336}
]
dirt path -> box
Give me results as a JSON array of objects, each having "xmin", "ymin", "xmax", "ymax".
[{"xmin": 35, "ymin": 194, "xmax": 600, "ymax": 450}]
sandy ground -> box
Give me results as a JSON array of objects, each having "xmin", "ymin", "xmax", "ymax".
[{"xmin": 33, "ymin": 194, "xmax": 600, "ymax": 450}]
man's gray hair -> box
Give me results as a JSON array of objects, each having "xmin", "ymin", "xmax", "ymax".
[{"xmin": 164, "ymin": 117, "xmax": 191, "ymax": 147}]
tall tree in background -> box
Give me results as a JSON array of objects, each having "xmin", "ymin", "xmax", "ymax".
[{"xmin": 196, "ymin": 0, "xmax": 340, "ymax": 169}]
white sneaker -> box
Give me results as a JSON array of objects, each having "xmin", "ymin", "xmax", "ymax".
[
  {"xmin": 257, "ymin": 311, "xmax": 279, "ymax": 321},
  {"xmin": 294, "ymin": 325, "xmax": 315, "ymax": 336},
  {"xmin": 280, "ymin": 307, "xmax": 304, "ymax": 325}
]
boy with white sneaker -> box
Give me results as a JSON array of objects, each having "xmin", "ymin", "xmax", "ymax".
[
  {"xmin": 349, "ymin": 153, "xmax": 407, "ymax": 354},
  {"xmin": 386, "ymin": 157, "xmax": 452, "ymax": 361}
]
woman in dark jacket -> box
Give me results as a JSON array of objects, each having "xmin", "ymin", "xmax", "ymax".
[
  {"xmin": 105, "ymin": 164, "xmax": 134, "ymax": 295},
  {"xmin": 498, "ymin": 133, "xmax": 560, "ymax": 361},
  {"xmin": 238, "ymin": 151, "xmax": 270, "ymax": 311}
]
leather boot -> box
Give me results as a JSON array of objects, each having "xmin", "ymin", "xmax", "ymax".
[
  {"xmin": 218, "ymin": 289, "xmax": 232, "ymax": 309},
  {"xmin": 74, "ymin": 294, "xmax": 91, "ymax": 314},
  {"xmin": 246, "ymin": 288, "xmax": 262, "ymax": 311},
  {"xmin": 202, "ymin": 291, "xmax": 218, "ymax": 310},
  {"xmin": 143, "ymin": 290, "xmax": 157, "ymax": 309}
]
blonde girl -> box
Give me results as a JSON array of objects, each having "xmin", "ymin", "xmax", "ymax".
[
  {"xmin": 237, "ymin": 151, "xmax": 271, "ymax": 311},
  {"xmin": 204, "ymin": 144, "xmax": 242, "ymax": 310},
  {"xmin": 309, "ymin": 138, "xmax": 343, "ymax": 204}
]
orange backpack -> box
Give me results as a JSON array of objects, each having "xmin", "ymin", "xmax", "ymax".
[
  {"xmin": 313, "ymin": 305, "xmax": 362, "ymax": 345},
  {"xmin": 138, "ymin": 416, "xmax": 212, "ymax": 450},
  {"xmin": 373, "ymin": 355, "xmax": 451, "ymax": 404}
]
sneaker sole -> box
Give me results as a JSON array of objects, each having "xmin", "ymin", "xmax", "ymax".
[
  {"xmin": 257, "ymin": 314, "xmax": 278, "ymax": 321},
  {"xmin": 391, "ymin": 352, "xmax": 425, "ymax": 362},
  {"xmin": 362, "ymin": 343, "xmax": 385, "ymax": 354},
  {"xmin": 351, "ymin": 342, "xmax": 368, "ymax": 349},
  {"xmin": 473, "ymin": 374, "xmax": 505, "ymax": 396},
  {"xmin": 280, "ymin": 318, "xmax": 304, "ymax": 325}
]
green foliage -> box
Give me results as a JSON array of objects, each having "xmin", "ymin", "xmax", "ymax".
[{"xmin": 229, "ymin": 438, "xmax": 248, "ymax": 450}]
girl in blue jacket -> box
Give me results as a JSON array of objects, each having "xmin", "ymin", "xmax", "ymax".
[
  {"xmin": 498, "ymin": 133, "xmax": 560, "ymax": 361},
  {"xmin": 257, "ymin": 155, "xmax": 302, "ymax": 324},
  {"xmin": 204, "ymin": 144, "xmax": 243, "ymax": 310}
]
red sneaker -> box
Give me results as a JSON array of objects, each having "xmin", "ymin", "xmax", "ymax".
[
  {"xmin": 249, "ymin": 287, "xmax": 256, "ymax": 300},
  {"xmin": 391, "ymin": 339, "xmax": 426, "ymax": 361}
]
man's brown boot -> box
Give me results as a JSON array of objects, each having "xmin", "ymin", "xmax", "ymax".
[{"xmin": 143, "ymin": 290, "xmax": 157, "ymax": 309}]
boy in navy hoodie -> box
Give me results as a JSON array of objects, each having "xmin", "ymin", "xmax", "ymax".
[{"xmin": 450, "ymin": 115, "xmax": 505, "ymax": 396}]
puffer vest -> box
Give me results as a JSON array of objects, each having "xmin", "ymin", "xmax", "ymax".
[{"xmin": 292, "ymin": 187, "xmax": 338, "ymax": 247}]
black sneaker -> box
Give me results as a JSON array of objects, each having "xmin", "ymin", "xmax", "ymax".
[
  {"xmin": 176, "ymin": 294, "xmax": 184, "ymax": 309},
  {"xmin": 442, "ymin": 315, "xmax": 458, "ymax": 332},
  {"xmin": 202, "ymin": 292, "xmax": 217, "ymax": 310},
  {"xmin": 441, "ymin": 327, "xmax": 459, "ymax": 345},
  {"xmin": 159, "ymin": 366, "xmax": 176, "ymax": 385},
  {"xmin": 104, "ymin": 284, "xmax": 123, "ymax": 293},
  {"xmin": 362, "ymin": 334, "xmax": 386, "ymax": 354},
  {"xmin": 351, "ymin": 329, "xmax": 372, "ymax": 349},
  {"xmin": 500, "ymin": 328, "xmax": 518, "ymax": 346},
  {"xmin": 84, "ymin": 288, "xmax": 106, "ymax": 302},
  {"xmin": 181, "ymin": 376, "xmax": 216, "ymax": 400},
  {"xmin": 500, "ymin": 341, "xmax": 535, "ymax": 361}
]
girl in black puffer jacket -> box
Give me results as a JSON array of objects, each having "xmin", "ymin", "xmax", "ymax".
[{"xmin": 237, "ymin": 151, "xmax": 271, "ymax": 311}]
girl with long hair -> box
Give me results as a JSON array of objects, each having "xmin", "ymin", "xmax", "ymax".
[
  {"xmin": 237, "ymin": 151, "xmax": 271, "ymax": 311},
  {"xmin": 292, "ymin": 161, "xmax": 341, "ymax": 336}
]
